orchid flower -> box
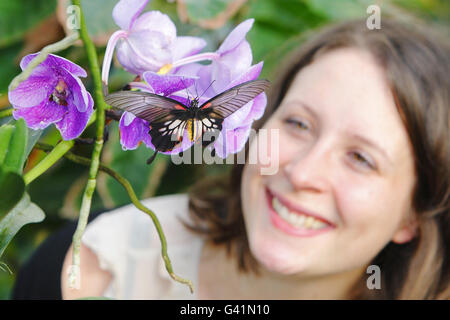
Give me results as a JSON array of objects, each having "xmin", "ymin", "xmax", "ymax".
[
  {"xmin": 103, "ymin": 1, "xmax": 267, "ymax": 159},
  {"xmin": 101, "ymin": 0, "xmax": 208, "ymax": 86},
  {"xmin": 8, "ymin": 53, "xmax": 94, "ymax": 140}
]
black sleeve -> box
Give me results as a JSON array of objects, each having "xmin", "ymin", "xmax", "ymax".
[{"xmin": 11, "ymin": 210, "xmax": 105, "ymax": 300}]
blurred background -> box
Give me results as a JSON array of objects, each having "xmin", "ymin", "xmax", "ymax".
[{"xmin": 0, "ymin": 0, "xmax": 448, "ymax": 299}]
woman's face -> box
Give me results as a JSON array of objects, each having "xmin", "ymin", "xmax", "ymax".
[{"xmin": 241, "ymin": 48, "xmax": 417, "ymax": 277}]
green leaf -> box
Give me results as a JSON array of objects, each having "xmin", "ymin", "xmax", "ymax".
[
  {"xmin": 184, "ymin": 0, "xmax": 231, "ymax": 22},
  {"xmin": 25, "ymin": 128, "xmax": 43, "ymax": 159},
  {"xmin": 244, "ymin": 0, "xmax": 325, "ymax": 78},
  {"xmin": 0, "ymin": 124, "xmax": 14, "ymax": 166},
  {"xmin": 0, "ymin": 193, "xmax": 45, "ymax": 259},
  {"xmin": 0, "ymin": 120, "xmax": 27, "ymax": 220},
  {"xmin": 0, "ymin": 170, "xmax": 25, "ymax": 219},
  {"xmin": 246, "ymin": 0, "xmax": 325, "ymax": 32},
  {"xmin": 0, "ymin": 42, "xmax": 22, "ymax": 94},
  {"xmin": 2, "ymin": 119, "xmax": 28, "ymax": 175},
  {"xmin": 80, "ymin": 0, "xmax": 118, "ymax": 42},
  {"xmin": 303, "ymin": 0, "xmax": 372, "ymax": 21},
  {"xmin": 60, "ymin": 0, "xmax": 131, "ymax": 44},
  {"xmin": 0, "ymin": 0, "xmax": 57, "ymax": 47}
]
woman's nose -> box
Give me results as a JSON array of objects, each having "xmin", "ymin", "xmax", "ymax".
[{"xmin": 283, "ymin": 142, "xmax": 331, "ymax": 193}]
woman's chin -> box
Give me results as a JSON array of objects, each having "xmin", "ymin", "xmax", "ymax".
[{"xmin": 248, "ymin": 235, "xmax": 310, "ymax": 276}]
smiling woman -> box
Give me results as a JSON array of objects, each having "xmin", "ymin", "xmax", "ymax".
[
  {"xmin": 187, "ymin": 18, "xmax": 449, "ymax": 299},
  {"xmin": 55, "ymin": 18, "xmax": 449, "ymax": 300}
]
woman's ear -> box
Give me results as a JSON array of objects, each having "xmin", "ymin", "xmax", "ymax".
[{"xmin": 392, "ymin": 213, "xmax": 419, "ymax": 244}]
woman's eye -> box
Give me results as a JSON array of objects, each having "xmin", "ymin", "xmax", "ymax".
[
  {"xmin": 284, "ymin": 118, "xmax": 309, "ymax": 130},
  {"xmin": 350, "ymin": 151, "xmax": 375, "ymax": 169}
]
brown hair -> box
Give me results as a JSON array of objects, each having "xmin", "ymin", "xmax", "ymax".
[{"xmin": 184, "ymin": 18, "xmax": 450, "ymax": 299}]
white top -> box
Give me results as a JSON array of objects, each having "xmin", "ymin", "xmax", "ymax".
[{"xmin": 81, "ymin": 193, "xmax": 204, "ymax": 299}]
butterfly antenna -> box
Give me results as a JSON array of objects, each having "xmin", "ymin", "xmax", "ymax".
[
  {"xmin": 200, "ymin": 80, "xmax": 216, "ymax": 99},
  {"xmin": 194, "ymin": 80, "xmax": 199, "ymax": 99},
  {"xmin": 180, "ymin": 77, "xmax": 191, "ymax": 102}
]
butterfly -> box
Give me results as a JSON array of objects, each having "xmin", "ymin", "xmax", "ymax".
[{"xmin": 105, "ymin": 79, "xmax": 270, "ymax": 163}]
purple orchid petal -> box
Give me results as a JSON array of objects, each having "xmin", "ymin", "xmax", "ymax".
[
  {"xmin": 48, "ymin": 54, "xmax": 88, "ymax": 78},
  {"xmin": 168, "ymin": 95, "xmax": 192, "ymax": 107},
  {"xmin": 142, "ymin": 72, "xmax": 197, "ymax": 96},
  {"xmin": 112, "ymin": 0, "xmax": 149, "ymax": 30},
  {"xmin": 119, "ymin": 112, "xmax": 152, "ymax": 150},
  {"xmin": 216, "ymin": 66, "xmax": 267, "ymax": 130},
  {"xmin": 195, "ymin": 64, "xmax": 216, "ymax": 98},
  {"xmin": 116, "ymin": 31, "xmax": 171, "ymax": 74},
  {"xmin": 55, "ymin": 92, "xmax": 94, "ymax": 140},
  {"xmin": 115, "ymin": 11, "xmax": 176, "ymax": 74},
  {"xmin": 63, "ymin": 69, "xmax": 89, "ymax": 112},
  {"xmin": 217, "ymin": 19, "xmax": 254, "ymax": 54},
  {"xmin": 172, "ymin": 61, "xmax": 204, "ymax": 78},
  {"xmin": 132, "ymin": 11, "xmax": 176, "ymax": 40},
  {"xmin": 209, "ymin": 41, "xmax": 252, "ymax": 95},
  {"xmin": 214, "ymin": 123, "xmax": 252, "ymax": 158},
  {"xmin": 123, "ymin": 111, "xmax": 136, "ymax": 126},
  {"xmin": 8, "ymin": 73, "xmax": 55, "ymax": 108},
  {"xmin": 171, "ymin": 36, "xmax": 207, "ymax": 62},
  {"xmin": 115, "ymin": 40, "xmax": 150, "ymax": 75},
  {"xmin": 128, "ymin": 30, "xmax": 172, "ymax": 60},
  {"xmin": 12, "ymin": 100, "xmax": 67, "ymax": 130},
  {"xmin": 209, "ymin": 60, "xmax": 261, "ymax": 107},
  {"xmin": 220, "ymin": 63, "xmax": 267, "ymax": 128},
  {"xmin": 216, "ymin": 40, "xmax": 252, "ymax": 81},
  {"xmin": 102, "ymin": 30, "xmax": 128, "ymax": 85},
  {"xmin": 242, "ymin": 92, "xmax": 267, "ymax": 124},
  {"xmin": 222, "ymin": 92, "xmax": 267, "ymax": 131},
  {"xmin": 211, "ymin": 61, "xmax": 232, "ymax": 95},
  {"xmin": 222, "ymin": 100, "xmax": 253, "ymax": 130},
  {"xmin": 19, "ymin": 53, "xmax": 41, "ymax": 70},
  {"xmin": 129, "ymin": 81, "xmax": 154, "ymax": 93},
  {"xmin": 225, "ymin": 61, "xmax": 263, "ymax": 90},
  {"xmin": 21, "ymin": 53, "xmax": 87, "ymax": 78}
]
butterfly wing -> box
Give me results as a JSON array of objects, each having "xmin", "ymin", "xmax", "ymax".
[
  {"xmin": 199, "ymin": 79, "xmax": 270, "ymax": 118},
  {"xmin": 196, "ymin": 79, "xmax": 270, "ymax": 146},
  {"xmin": 105, "ymin": 91, "xmax": 189, "ymax": 152},
  {"xmin": 105, "ymin": 91, "xmax": 188, "ymax": 123}
]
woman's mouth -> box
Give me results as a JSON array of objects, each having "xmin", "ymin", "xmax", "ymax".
[{"xmin": 265, "ymin": 187, "xmax": 335, "ymax": 237}]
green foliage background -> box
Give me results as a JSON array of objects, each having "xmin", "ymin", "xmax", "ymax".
[{"xmin": 0, "ymin": 0, "xmax": 448, "ymax": 299}]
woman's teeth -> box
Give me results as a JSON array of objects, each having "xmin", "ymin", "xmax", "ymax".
[{"xmin": 272, "ymin": 196, "xmax": 328, "ymax": 230}]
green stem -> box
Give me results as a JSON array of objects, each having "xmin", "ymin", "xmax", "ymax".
[
  {"xmin": 8, "ymin": 32, "xmax": 79, "ymax": 92},
  {"xmin": 69, "ymin": 0, "xmax": 108, "ymax": 289},
  {"xmin": 0, "ymin": 108, "xmax": 13, "ymax": 119},
  {"xmin": 24, "ymin": 140, "xmax": 74, "ymax": 185},
  {"xmin": 34, "ymin": 142, "xmax": 194, "ymax": 293},
  {"xmin": 23, "ymin": 110, "xmax": 97, "ymax": 185}
]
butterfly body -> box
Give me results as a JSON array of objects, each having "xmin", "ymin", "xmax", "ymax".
[{"xmin": 105, "ymin": 79, "xmax": 270, "ymax": 153}]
